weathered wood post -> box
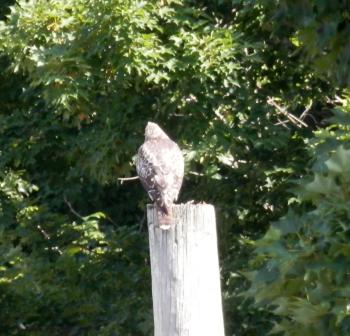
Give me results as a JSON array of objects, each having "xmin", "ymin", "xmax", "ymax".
[{"xmin": 147, "ymin": 203, "xmax": 225, "ymax": 336}]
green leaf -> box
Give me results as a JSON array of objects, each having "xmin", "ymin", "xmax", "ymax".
[{"xmin": 325, "ymin": 145, "xmax": 350, "ymax": 174}]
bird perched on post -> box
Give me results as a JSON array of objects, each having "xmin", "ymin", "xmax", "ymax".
[{"xmin": 136, "ymin": 122, "xmax": 184, "ymax": 229}]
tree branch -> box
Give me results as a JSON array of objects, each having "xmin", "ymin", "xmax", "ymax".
[
  {"xmin": 64, "ymin": 196, "xmax": 83, "ymax": 220},
  {"xmin": 268, "ymin": 97, "xmax": 308, "ymax": 128},
  {"xmin": 118, "ymin": 176, "xmax": 139, "ymax": 184}
]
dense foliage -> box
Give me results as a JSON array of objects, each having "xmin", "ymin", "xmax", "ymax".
[
  {"xmin": 260, "ymin": 0, "xmax": 350, "ymax": 87},
  {"xmin": 0, "ymin": 0, "xmax": 349, "ymax": 335},
  {"xmin": 247, "ymin": 106, "xmax": 350, "ymax": 335},
  {"xmin": 244, "ymin": 1, "xmax": 350, "ymax": 335}
]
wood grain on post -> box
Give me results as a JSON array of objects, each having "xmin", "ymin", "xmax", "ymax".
[{"xmin": 147, "ymin": 203, "xmax": 225, "ymax": 336}]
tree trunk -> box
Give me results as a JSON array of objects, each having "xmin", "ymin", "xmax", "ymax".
[{"xmin": 147, "ymin": 203, "xmax": 225, "ymax": 336}]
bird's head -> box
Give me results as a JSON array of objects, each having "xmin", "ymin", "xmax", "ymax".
[{"xmin": 145, "ymin": 122, "xmax": 170, "ymax": 140}]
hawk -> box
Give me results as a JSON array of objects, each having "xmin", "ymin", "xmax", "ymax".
[{"xmin": 136, "ymin": 122, "xmax": 184, "ymax": 229}]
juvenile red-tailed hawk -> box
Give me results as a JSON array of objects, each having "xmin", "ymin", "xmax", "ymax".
[{"xmin": 136, "ymin": 122, "xmax": 184, "ymax": 229}]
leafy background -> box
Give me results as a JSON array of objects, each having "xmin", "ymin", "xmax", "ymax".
[{"xmin": 0, "ymin": 0, "xmax": 350, "ymax": 335}]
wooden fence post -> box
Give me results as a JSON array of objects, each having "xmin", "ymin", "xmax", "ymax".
[{"xmin": 147, "ymin": 203, "xmax": 225, "ymax": 336}]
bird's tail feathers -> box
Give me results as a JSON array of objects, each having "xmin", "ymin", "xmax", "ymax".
[{"xmin": 156, "ymin": 205, "xmax": 173, "ymax": 230}]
